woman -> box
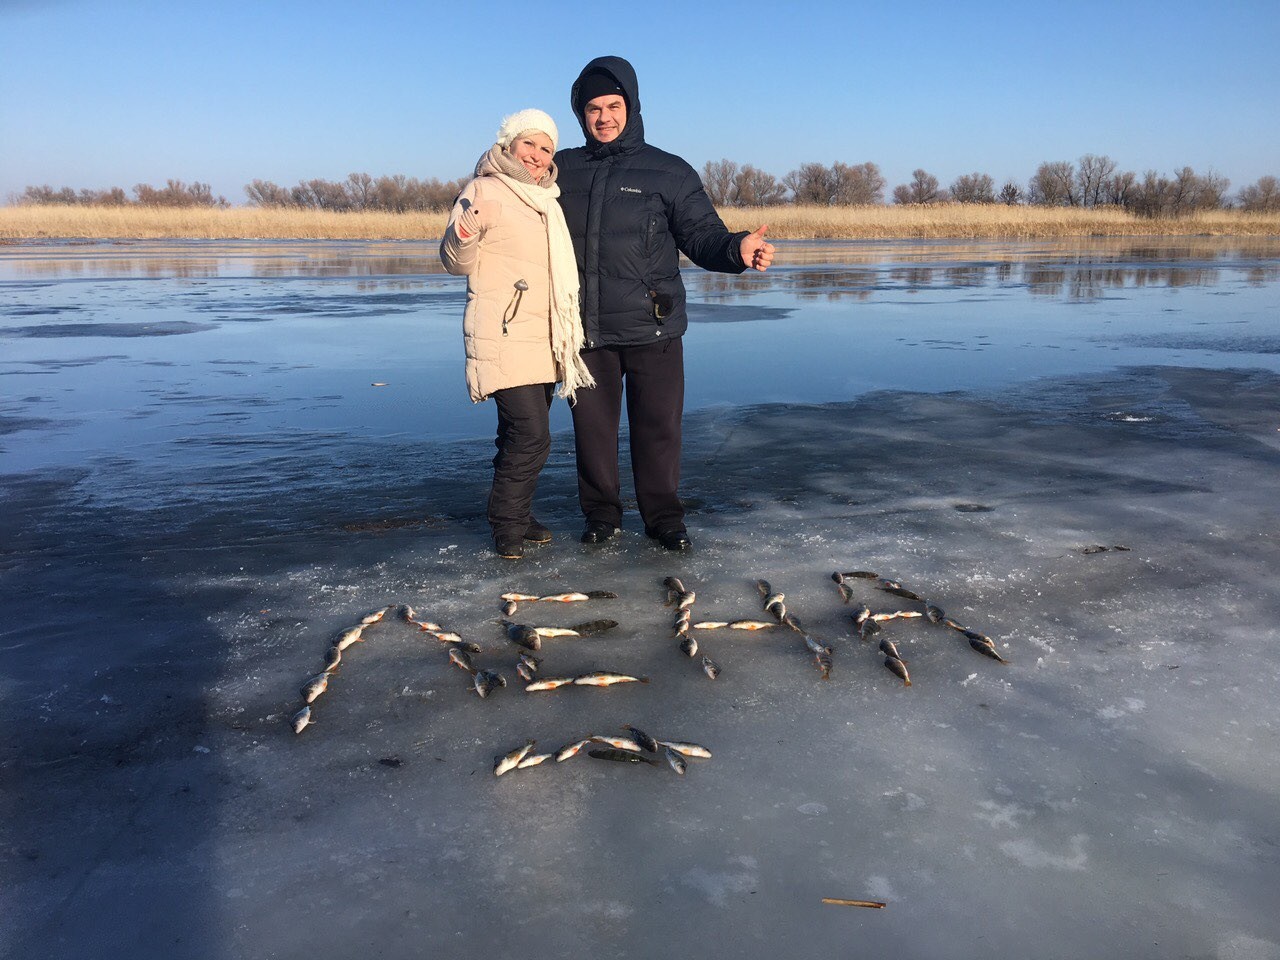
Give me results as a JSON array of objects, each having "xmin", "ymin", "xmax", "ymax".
[{"xmin": 440, "ymin": 109, "xmax": 593, "ymax": 559}]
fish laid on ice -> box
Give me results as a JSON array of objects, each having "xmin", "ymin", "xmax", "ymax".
[
  {"xmin": 555, "ymin": 737, "xmax": 594, "ymax": 762},
  {"xmin": 533, "ymin": 626, "xmax": 581, "ymax": 638},
  {"xmin": 656, "ymin": 740, "xmax": 712, "ymax": 759},
  {"xmin": 728, "ymin": 620, "xmax": 778, "ymax": 630},
  {"xmin": 501, "ymin": 593, "xmax": 540, "ymax": 602},
  {"xmin": 473, "ymin": 669, "xmax": 507, "ymax": 698},
  {"xmin": 448, "ymin": 647, "xmax": 476, "ymax": 673},
  {"xmin": 573, "ymin": 672, "xmax": 650, "ymax": 687},
  {"xmin": 502, "ymin": 621, "xmax": 541, "ymax": 651},
  {"xmin": 400, "ymin": 604, "xmax": 417, "ymax": 622},
  {"xmin": 524, "ymin": 677, "xmax": 577, "ymax": 692},
  {"xmin": 884, "ymin": 657, "xmax": 912, "ymax": 687},
  {"xmin": 537, "ymin": 592, "xmax": 592, "ymax": 603},
  {"xmin": 859, "ymin": 618, "xmax": 882, "ymax": 640},
  {"xmin": 516, "ymin": 660, "xmax": 536, "ymax": 682},
  {"xmin": 324, "ymin": 646, "xmax": 342, "ymax": 671},
  {"xmin": 568, "ymin": 618, "xmax": 619, "ymax": 636},
  {"xmin": 494, "ymin": 739, "xmax": 536, "ymax": 776},
  {"xmin": 851, "ymin": 603, "xmax": 871, "ymax": 627},
  {"xmin": 837, "ymin": 582, "xmax": 855, "ymax": 604},
  {"xmin": 501, "ymin": 600, "xmax": 518, "ymax": 617},
  {"xmin": 335, "ymin": 626, "xmax": 364, "ymax": 650},
  {"xmin": 814, "ymin": 651, "xmax": 833, "ymax": 680},
  {"xmin": 871, "ymin": 611, "xmax": 923, "ymax": 623},
  {"xmin": 301, "ymin": 673, "xmax": 330, "ymax": 703},
  {"xmin": 588, "ymin": 748, "xmax": 658, "ymax": 766},
  {"xmin": 663, "ymin": 576, "xmax": 687, "ymax": 595},
  {"xmin": 803, "ymin": 634, "xmax": 832, "ymax": 656},
  {"xmin": 925, "ymin": 604, "xmax": 945, "ymax": 623},
  {"xmin": 968, "ymin": 637, "xmax": 1010, "ymax": 664},
  {"xmin": 834, "ymin": 570, "xmax": 879, "ymax": 583},
  {"xmin": 673, "ymin": 610, "xmax": 692, "ymax": 631},
  {"xmin": 291, "ymin": 706, "xmax": 312, "ymax": 734},
  {"xmin": 360, "ymin": 606, "xmax": 392, "ymax": 625},
  {"xmin": 663, "ymin": 746, "xmax": 688, "ymax": 775},
  {"xmin": 427, "ymin": 631, "xmax": 465, "ymax": 644},
  {"xmin": 676, "ymin": 591, "xmax": 696, "ymax": 610},
  {"xmin": 692, "ymin": 621, "xmax": 728, "ymax": 630},
  {"xmin": 702, "ymin": 656, "xmax": 721, "ymax": 680},
  {"xmin": 517, "ymin": 753, "xmax": 553, "ymax": 769},
  {"xmin": 878, "ymin": 584, "xmax": 925, "ymax": 603},
  {"xmin": 414, "ymin": 620, "xmax": 444, "ymax": 633},
  {"xmin": 783, "ymin": 613, "xmax": 805, "ymax": 634},
  {"xmin": 679, "ymin": 635, "xmax": 698, "ymax": 657},
  {"xmin": 590, "ymin": 735, "xmax": 645, "ymax": 752},
  {"xmin": 622, "ymin": 725, "xmax": 659, "ymax": 753},
  {"xmin": 755, "ymin": 579, "xmax": 773, "ymax": 597},
  {"xmin": 878, "ymin": 637, "xmax": 907, "ymax": 662}
]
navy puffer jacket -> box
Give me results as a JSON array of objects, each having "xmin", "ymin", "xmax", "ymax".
[{"xmin": 557, "ymin": 56, "xmax": 749, "ymax": 349}]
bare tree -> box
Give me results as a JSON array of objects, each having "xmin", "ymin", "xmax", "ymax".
[
  {"xmin": 732, "ymin": 165, "xmax": 787, "ymax": 206},
  {"xmin": 999, "ymin": 180, "xmax": 1023, "ymax": 205},
  {"xmin": 1028, "ymin": 161, "xmax": 1078, "ymax": 206},
  {"xmin": 783, "ymin": 162, "xmax": 836, "ymax": 205},
  {"xmin": 1239, "ymin": 175, "xmax": 1280, "ymax": 212},
  {"xmin": 344, "ymin": 172, "xmax": 374, "ymax": 210},
  {"xmin": 1075, "ymin": 154, "xmax": 1118, "ymax": 207},
  {"xmin": 1103, "ymin": 170, "xmax": 1137, "ymax": 207},
  {"xmin": 950, "ymin": 172, "xmax": 996, "ymax": 204},
  {"xmin": 245, "ymin": 179, "xmax": 293, "ymax": 207},
  {"xmin": 831, "ymin": 161, "xmax": 885, "ymax": 205},
  {"xmin": 701, "ymin": 159, "xmax": 739, "ymax": 206},
  {"xmin": 892, "ymin": 169, "xmax": 941, "ymax": 204}
]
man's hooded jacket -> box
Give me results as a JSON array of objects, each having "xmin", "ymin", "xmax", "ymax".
[{"xmin": 557, "ymin": 56, "xmax": 749, "ymax": 349}]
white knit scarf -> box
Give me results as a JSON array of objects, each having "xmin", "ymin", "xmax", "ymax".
[{"xmin": 475, "ymin": 145, "xmax": 594, "ymax": 401}]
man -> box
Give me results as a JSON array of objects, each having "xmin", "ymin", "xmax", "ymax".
[{"xmin": 557, "ymin": 55, "xmax": 774, "ymax": 552}]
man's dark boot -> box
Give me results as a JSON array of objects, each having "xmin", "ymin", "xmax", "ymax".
[
  {"xmin": 655, "ymin": 529, "xmax": 692, "ymax": 552},
  {"xmin": 580, "ymin": 520, "xmax": 621, "ymax": 544},
  {"xmin": 494, "ymin": 534, "xmax": 524, "ymax": 559}
]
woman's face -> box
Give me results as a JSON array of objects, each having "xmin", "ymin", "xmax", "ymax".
[{"xmin": 512, "ymin": 131, "xmax": 554, "ymax": 180}]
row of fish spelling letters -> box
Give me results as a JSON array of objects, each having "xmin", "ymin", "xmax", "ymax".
[
  {"xmin": 292, "ymin": 603, "xmax": 397, "ymax": 733},
  {"xmin": 834, "ymin": 571, "xmax": 1009, "ymax": 687},
  {"xmin": 497, "ymin": 592, "xmax": 647, "ymax": 692},
  {"xmin": 494, "ymin": 726, "xmax": 712, "ymax": 778},
  {"xmin": 666, "ymin": 576, "xmax": 721, "ymax": 679}
]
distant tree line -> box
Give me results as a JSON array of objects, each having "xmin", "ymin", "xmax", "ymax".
[
  {"xmin": 14, "ymin": 180, "xmax": 229, "ymax": 208},
  {"xmin": 243, "ymin": 173, "xmax": 465, "ymax": 212},
  {"xmin": 701, "ymin": 155, "xmax": 1280, "ymax": 215}
]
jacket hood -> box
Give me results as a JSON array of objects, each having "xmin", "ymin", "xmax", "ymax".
[{"xmin": 570, "ymin": 55, "xmax": 645, "ymax": 156}]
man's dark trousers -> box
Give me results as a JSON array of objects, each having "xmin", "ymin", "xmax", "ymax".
[{"xmin": 571, "ymin": 337, "xmax": 685, "ymax": 535}]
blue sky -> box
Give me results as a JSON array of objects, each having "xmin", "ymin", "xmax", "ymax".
[{"xmin": 2, "ymin": 0, "xmax": 1278, "ymax": 204}]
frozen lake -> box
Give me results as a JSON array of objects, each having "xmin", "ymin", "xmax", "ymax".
[{"xmin": 3, "ymin": 238, "xmax": 1280, "ymax": 960}]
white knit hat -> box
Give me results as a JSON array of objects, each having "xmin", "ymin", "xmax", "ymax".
[{"xmin": 497, "ymin": 108, "xmax": 559, "ymax": 151}]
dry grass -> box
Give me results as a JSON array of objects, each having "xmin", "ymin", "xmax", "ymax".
[{"xmin": 2, "ymin": 202, "xmax": 1278, "ymax": 242}]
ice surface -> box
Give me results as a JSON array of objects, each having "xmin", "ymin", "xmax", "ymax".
[{"xmin": 3, "ymin": 239, "xmax": 1280, "ymax": 959}]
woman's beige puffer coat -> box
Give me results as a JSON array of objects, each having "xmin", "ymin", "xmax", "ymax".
[{"xmin": 441, "ymin": 176, "xmax": 557, "ymax": 402}]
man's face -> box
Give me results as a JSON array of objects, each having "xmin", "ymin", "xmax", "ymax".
[{"xmin": 583, "ymin": 94, "xmax": 626, "ymax": 143}]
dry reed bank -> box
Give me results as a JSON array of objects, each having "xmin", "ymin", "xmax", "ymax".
[{"xmin": 2, "ymin": 203, "xmax": 1279, "ymax": 241}]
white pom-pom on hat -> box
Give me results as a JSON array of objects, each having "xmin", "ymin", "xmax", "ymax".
[{"xmin": 497, "ymin": 109, "xmax": 559, "ymax": 151}]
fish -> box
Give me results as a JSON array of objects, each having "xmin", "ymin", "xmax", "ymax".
[
  {"xmin": 428, "ymin": 631, "xmax": 465, "ymax": 644},
  {"xmin": 516, "ymin": 660, "xmax": 536, "ymax": 682},
  {"xmin": 516, "ymin": 753, "xmax": 553, "ymax": 769},
  {"xmin": 447, "ymin": 647, "xmax": 476, "ymax": 673},
  {"xmin": 763, "ymin": 592, "xmax": 786, "ymax": 610},
  {"xmin": 622, "ymin": 725, "xmax": 659, "ymax": 753},
  {"xmin": 500, "ymin": 592, "xmax": 540, "ymax": 601},
  {"xmin": 656, "ymin": 740, "xmax": 712, "ymax": 759},
  {"xmin": 925, "ymin": 604, "xmax": 946, "ymax": 623},
  {"xmin": 664, "ymin": 746, "xmax": 688, "ymax": 775},
  {"xmin": 555, "ymin": 737, "xmax": 594, "ymax": 762},
  {"xmin": 851, "ymin": 603, "xmax": 871, "ymax": 627},
  {"xmin": 968, "ymin": 637, "xmax": 1010, "ymax": 664},
  {"xmin": 702, "ymin": 656, "xmax": 721, "ymax": 680},
  {"xmin": 291, "ymin": 706, "xmax": 312, "ymax": 734},
  {"xmin": 323, "ymin": 645, "xmax": 342, "ymax": 671},
  {"xmin": 493, "ymin": 739, "xmax": 536, "ymax": 776},
  {"xmin": 524, "ymin": 676, "xmax": 577, "ymax": 691},
  {"xmin": 837, "ymin": 582, "xmax": 855, "ymax": 604},
  {"xmin": 518, "ymin": 652, "xmax": 542, "ymax": 671},
  {"xmin": 538, "ymin": 592, "xmax": 591, "ymax": 603},
  {"xmin": 502, "ymin": 622, "xmax": 541, "ymax": 651},
  {"xmin": 728, "ymin": 620, "xmax": 778, "ymax": 630},
  {"xmin": 473, "ymin": 669, "xmax": 507, "ymax": 698},
  {"xmin": 840, "ymin": 570, "xmax": 880, "ymax": 580},
  {"xmin": 871, "ymin": 611, "xmax": 923, "ymax": 623},
  {"xmin": 400, "ymin": 604, "xmax": 417, "ymax": 622},
  {"xmin": 755, "ymin": 579, "xmax": 773, "ymax": 597},
  {"xmin": 692, "ymin": 621, "xmax": 728, "ymax": 630},
  {"xmin": 803, "ymin": 634, "xmax": 832, "ymax": 656},
  {"xmin": 588, "ymin": 748, "xmax": 658, "ymax": 766},
  {"xmin": 451, "ymin": 640, "xmax": 483, "ymax": 654},
  {"xmin": 884, "ymin": 656, "xmax": 912, "ymax": 686},
  {"xmin": 663, "ymin": 576, "xmax": 687, "ymax": 595},
  {"xmin": 878, "ymin": 637, "xmax": 907, "ymax": 661},
  {"xmin": 300, "ymin": 673, "xmax": 329, "ymax": 703},
  {"xmin": 859, "ymin": 618, "xmax": 882, "ymax": 640},
  {"xmin": 831, "ymin": 571, "xmax": 845, "ymax": 584},
  {"xmin": 784, "ymin": 613, "xmax": 805, "ymax": 634},
  {"xmin": 573, "ymin": 672, "xmax": 650, "ymax": 687},
  {"xmin": 961, "ymin": 628, "xmax": 994, "ymax": 645},
  {"xmin": 676, "ymin": 591, "xmax": 697, "ymax": 611},
  {"xmin": 766, "ymin": 602, "xmax": 787, "ymax": 622},
  {"xmin": 584, "ymin": 590, "xmax": 619, "ymax": 599},
  {"xmin": 879, "ymin": 578, "xmax": 903, "ymax": 591},
  {"xmin": 679, "ymin": 635, "xmax": 699, "ymax": 657},
  {"xmin": 590, "ymin": 735, "xmax": 645, "ymax": 752},
  {"xmin": 568, "ymin": 618, "xmax": 620, "ymax": 636},
  {"xmin": 501, "ymin": 600, "xmax": 518, "ymax": 617},
  {"xmin": 815, "ymin": 651, "xmax": 834, "ymax": 680},
  {"xmin": 335, "ymin": 626, "xmax": 364, "ymax": 650},
  {"xmin": 942, "ymin": 618, "xmax": 967, "ymax": 633},
  {"xmin": 360, "ymin": 606, "xmax": 391, "ymax": 625},
  {"xmin": 878, "ymin": 584, "xmax": 925, "ymax": 603},
  {"xmin": 414, "ymin": 620, "xmax": 445, "ymax": 633},
  {"xmin": 533, "ymin": 626, "xmax": 580, "ymax": 638}
]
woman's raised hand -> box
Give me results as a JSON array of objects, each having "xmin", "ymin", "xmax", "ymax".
[{"xmin": 456, "ymin": 204, "xmax": 483, "ymax": 239}]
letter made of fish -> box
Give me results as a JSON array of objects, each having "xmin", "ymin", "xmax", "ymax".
[
  {"xmin": 573, "ymin": 672, "xmax": 649, "ymax": 687},
  {"xmin": 494, "ymin": 739, "xmax": 536, "ymax": 776}
]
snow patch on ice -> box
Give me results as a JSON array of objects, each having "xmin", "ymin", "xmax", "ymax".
[
  {"xmin": 974, "ymin": 800, "xmax": 1033, "ymax": 829},
  {"xmin": 1216, "ymin": 936, "xmax": 1280, "ymax": 960},
  {"xmin": 681, "ymin": 858, "xmax": 760, "ymax": 907},
  {"xmin": 998, "ymin": 834, "xmax": 1088, "ymax": 870},
  {"xmin": 797, "ymin": 802, "xmax": 828, "ymax": 816},
  {"xmin": 865, "ymin": 875, "xmax": 899, "ymax": 901}
]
